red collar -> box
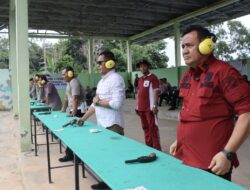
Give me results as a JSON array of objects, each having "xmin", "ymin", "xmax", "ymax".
[{"xmin": 188, "ymin": 55, "xmax": 216, "ymax": 75}]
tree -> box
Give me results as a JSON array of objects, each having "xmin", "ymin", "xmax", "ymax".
[
  {"xmin": 65, "ymin": 38, "xmax": 88, "ymax": 72},
  {"xmin": 56, "ymin": 54, "xmax": 74, "ymax": 72},
  {"xmin": 208, "ymin": 21, "xmax": 250, "ymax": 61},
  {"xmin": 0, "ymin": 37, "xmax": 9, "ymax": 69},
  {"xmin": 228, "ymin": 21, "xmax": 250, "ymax": 59},
  {"xmin": 132, "ymin": 41, "xmax": 169, "ymax": 70},
  {"xmin": 95, "ymin": 39, "xmax": 169, "ymax": 71},
  {"xmin": 29, "ymin": 41, "xmax": 43, "ymax": 73}
]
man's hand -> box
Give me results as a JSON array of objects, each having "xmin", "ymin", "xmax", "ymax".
[
  {"xmin": 135, "ymin": 109, "xmax": 140, "ymax": 116},
  {"xmin": 93, "ymin": 95, "xmax": 100, "ymax": 104},
  {"xmin": 208, "ymin": 152, "xmax": 231, "ymax": 175},
  {"xmin": 169, "ymin": 140, "xmax": 177, "ymax": 156},
  {"xmin": 152, "ymin": 105, "xmax": 158, "ymax": 115},
  {"xmin": 67, "ymin": 113, "xmax": 74, "ymax": 117},
  {"xmin": 76, "ymin": 118, "xmax": 85, "ymax": 126}
]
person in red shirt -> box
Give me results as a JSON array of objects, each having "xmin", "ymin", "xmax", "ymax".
[
  {"xmin": 169, "ymin": 25, "xmax": 250, "ymax": 181},
  {"xmin": 136, "ymin": 60, "xmax": 161, "ymax": 150}
]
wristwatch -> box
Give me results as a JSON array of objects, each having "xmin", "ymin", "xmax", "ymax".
[{"xmin": 222, "ymin": 149, "xmax": 236, "ymax": 161}]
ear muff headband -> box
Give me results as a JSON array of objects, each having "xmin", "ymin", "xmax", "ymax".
[
  {"xmin": 67, "ymin": 70, "xmax": 74, "ymax": 78},
  {"xmin": 198, "ymin": 36, "xmax": 215, "ymax": 55},
  {"xmin": 105, "ymin": 60, "xmax": 115, "ymax": 69}
]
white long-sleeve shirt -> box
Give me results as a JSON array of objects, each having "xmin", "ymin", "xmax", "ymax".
[{"xmin": 94, "ymin": 70, "xmax": 125, "ymax": 128}]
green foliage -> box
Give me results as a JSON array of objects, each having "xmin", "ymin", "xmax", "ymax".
[
  {"xmin": 209, "ymin": 21, "xmax": 250, "ymax": 61},
  {"xmin": 65, "ymin": 38, "xmax": 87, "ymax": 71},
  {"xmin": 56, "ymin": 54, "xmax": 74, "ymax": 71},
  {"xmin": 132, "ymin": 41, "xmax": 169, "ymax": 70},
  {"xmin": 29, "ymin": 41, "xmax": 43, "ymax": 73},
  {"xmin": 0, "ymin": 37, "xmax": 9, "ymax": 69},
  {"xmin": 227, "ymin": 21, "xmax": 250, "ymax": 59},
  {"xmin": 96, "ymin": 39, "xmax": 169, "ymax": 71},
  {"xmin": 46, "ymin": 54, "xmax": 56, "ymax": 73}
]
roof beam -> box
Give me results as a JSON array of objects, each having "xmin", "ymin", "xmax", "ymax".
[
  {"xmin": 28, "ymin": 9, "xmax": 159, "ymax": 26},
  {"xmin": 29, "ymin": 34, "xmax": 128, "ymax": 41},
  {"xmin": 29, "ymin": 21, "xmax": 144, "ymax": 33},
  {"xmin": 129, "ymin": 0, "xmax": 240, "ymax": 41},
  {"xmin": 32, "ymin": 0, "xmax": 185, "ymax": 15},
  {"xmin": 143, "ymin": 0, "xmax": 202, "ymax": 7}
]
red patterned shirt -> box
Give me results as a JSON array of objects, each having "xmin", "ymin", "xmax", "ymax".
[
  {"xmin": 137, "ymin": 73, "xmax": 159, "ymax": 111},
  {"xmin": 175, "ymin": 55, "xmax": 250, "ymax": 169}
]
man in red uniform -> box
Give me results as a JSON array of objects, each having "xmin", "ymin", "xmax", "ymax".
[
  {"xmin": 170, "ymin": 25, "xmax": 250, "ymax": 181},
  {"xmin": 136, "ymin": 60, "xmax": 161, "ymax": 150}
]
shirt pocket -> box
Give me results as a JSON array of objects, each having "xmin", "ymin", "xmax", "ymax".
[
  {"xmin": 197, "ymin": 88, "xmax": 213, "ymax": 104},
  {"xmin": 191, "ymin": 88, "xmax": 214, "ymax": 117}
]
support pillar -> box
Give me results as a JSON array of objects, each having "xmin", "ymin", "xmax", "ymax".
[
  {"xmin": 15, "ymin": 0, "xmax": 31, "ymax": 151},
  {"xmin": 174, "ymin": 22, "xmax": 181, "ymax": 84},
  {"xmin": 88, "ymin": 38, "xmax": 94, "ymax": 74}
]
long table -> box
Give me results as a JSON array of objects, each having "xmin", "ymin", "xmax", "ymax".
[
  {"xmin": 33, "ymin": 111, "xmax": 246, "ymax": 190},
  {"xmin": 30, "ymin": 101, "xmax": 51, "ymax": 156}
]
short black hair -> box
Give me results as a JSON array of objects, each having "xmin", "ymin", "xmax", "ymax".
[
  {"xmin": 243, "ymin": 74, "xmax": 248, "ymax": 81},
  {"xmin": 40, "ymin": 75, "xmax": 48, "ymax": 82},
  {"xmin": 182, "ymin": 25, "xmax": 217, "ymax": 42},
  {"xmin": 64, "ymin": 66, "xmax": 74, "ymax": 73},
  {"xmin": 136, "ymin": 59, "xmax": 151, "ymax": 68},
  {"xmin": 99, "ymin": 50, "xmax": 116, "ymax": 61}
]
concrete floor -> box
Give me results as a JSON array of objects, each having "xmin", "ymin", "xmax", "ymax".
[{"xmin": 0, "ymin": 99, "xmax": 249, "ymax": 190}]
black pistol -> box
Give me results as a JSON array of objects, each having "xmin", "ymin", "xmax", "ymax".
[
  {"xmin": 125, "ymin": 153, "xmax": 157, "ymax": 164},
  {"xmin": 62, "ymin": 119, "xmax": 77, "ymax": 128}
]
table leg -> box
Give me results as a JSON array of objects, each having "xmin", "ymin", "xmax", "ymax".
[
  {"xmin": 34, "ymin": 118, "xmax": 38, "ymax": 156},
  {"xmin": 46, "ymin": 127, "xmax": 53, "ymax": 183},
  {"xmin": 81, "ymin": 162, "xmax": 86, "ymax": 178},
  {"xmin": 30, "ymin": 112, "xmax": 33, "ymax": 144},
  {"xmin": 74, "ymin": 154, "xmax": 80, "ymax": 190}
]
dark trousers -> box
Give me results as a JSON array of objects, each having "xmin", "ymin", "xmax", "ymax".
[
  {"xmin": 158, "ymin": 93, "xmax": 169, "ymax": 106},
  {"xmin": 65, "ymin": 109, "xmax": 85, "ymax": 158}
]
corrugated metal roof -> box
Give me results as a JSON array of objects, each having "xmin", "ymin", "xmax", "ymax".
[{"xmin": 0, "ymin": 0, "xmax": 249, "ymax": 43}]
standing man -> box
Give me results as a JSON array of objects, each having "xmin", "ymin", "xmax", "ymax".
[
  {"xmin": 134, "ymin": 73, "xmax": 139, "ymax": 94},
  {"xmin": 59, "ymin": 66, "xmax": 86, "ymax": 162},
  {"xmin": 136, "ymin": 60, "xmax": 161, "ymax": 151},
  {"xmin": 39, "ymin": 75, "xmax": 62, "ymax": 111},
  {"xmin": 37, "ymin": 75, "xmax": 45, "ymax": 102},
  {"xmin": 170, "ymin": 25, "xmax": 250, "ymax": 181},
  {"xmin": 77, "ymin": 50, "xmax": 125, "ymax": 189},
  {"xmin": 29, "ymin": 78, "xmax": 36, "ymax": 99}
]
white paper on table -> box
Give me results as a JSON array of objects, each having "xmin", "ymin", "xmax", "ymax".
[
  {"xmin": 54, "ymin": 128, "xmax": 64, "ymax": 132},
  {"xmin": 124, "ymin": 186, "xmax": 147, "ymax": 190},
  {"xmin": 89, "ymin": 128, "xmax": 102, "ymax": 133}
]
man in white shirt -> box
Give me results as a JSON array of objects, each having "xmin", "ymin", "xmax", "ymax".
[{"xmin": 77, "ymin": 50, "xmax": 125, "ymax": 189}]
